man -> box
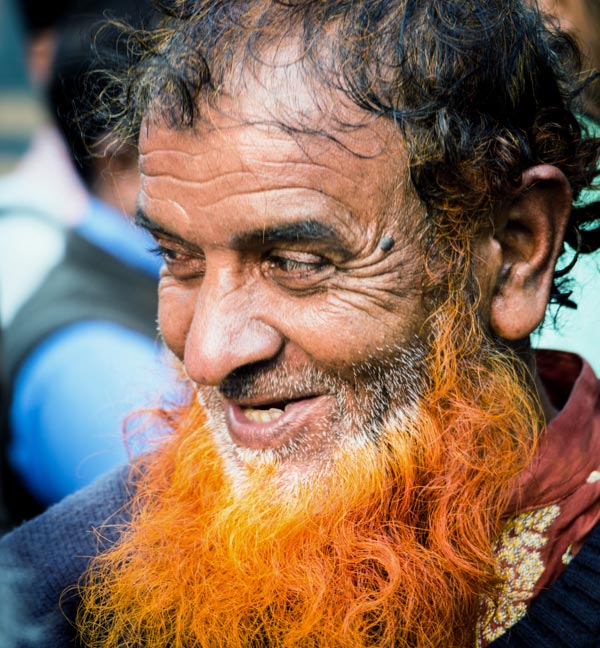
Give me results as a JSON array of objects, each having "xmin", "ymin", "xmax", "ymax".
[{"xmin": 2, "ymin": 1, "xmax": 600, "ymax": 647}]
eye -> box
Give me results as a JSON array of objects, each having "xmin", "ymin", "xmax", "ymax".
[
  {"xmin": 265, "ymin": 250, "xmax": 333, "ymax": 288},
  {"xmin": 149, "ymin": 242, "xmax": 205, "ymax": 280}
]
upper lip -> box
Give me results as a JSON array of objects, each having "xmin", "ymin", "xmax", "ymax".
[{"xmin": 227, "ymin": 393, "xmax": 324, "ymax": 409}]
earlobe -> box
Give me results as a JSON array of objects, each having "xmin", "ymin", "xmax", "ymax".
[{"xmin": 489, "ymin": 165, "xmax": 572, "ymax": 341}]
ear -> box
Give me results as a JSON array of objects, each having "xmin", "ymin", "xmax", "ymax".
[{"xmin": 489, "ymin": 165, "xmax": 572, "ymax": 340}]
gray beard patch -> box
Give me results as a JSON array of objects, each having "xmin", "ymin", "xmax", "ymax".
[{"xmin": 195, "ymin": 336, "xmax": 429, "ymax": 476}]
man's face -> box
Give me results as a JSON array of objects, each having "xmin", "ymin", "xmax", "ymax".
[{"xmin": 138, "ymin": 89, "xmax": 432, "ymax": 482}]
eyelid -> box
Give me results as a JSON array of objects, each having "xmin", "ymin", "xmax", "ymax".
[
  {"xmin": 149, "ymin": 232, "xmax": 197, "ymax": 255},
  {"xmin": 148, "ymin": 236, "xmax": 206, "ymax": 280},
  {"xmin": 265, "ymin": 250, "xmax": 335, "ymax": 292},
  {"xmin": 269, "ymin": 249, "xmax": 327, "ymax": 264},
  {"xmin": 148, "ymin": 243, "xmax": 182, "ymax": 262},
  {"xmin": 148, "ymin": 241, "xmax": 187, "ymax": 261}
]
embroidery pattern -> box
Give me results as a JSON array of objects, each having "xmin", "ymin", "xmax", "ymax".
[
  {"xmin": 477, "ymin": 504, "xmax": 560, "ymax": 646},
  {"xmin": 561, "ymin": 544, "xmax": 574, "ymax": 565}
]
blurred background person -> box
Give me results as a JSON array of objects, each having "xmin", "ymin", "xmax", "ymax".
[
  {"xmin": 1, "ymin": 0, "xmax": 175, "ymax": 531},
  {"xmin": 0, "ymin": 0, "xmax": 86, "ymax": 330},
  {"xmin": 533, "ymin": 0, "xmax": 600, "ymax": 374},
  {"xmin": 0, "ymin": 0, "xmax": 76, "ymax": 534},
  {"xmin": 538, "ymin": 0, "xmax": 600, "ymax": 122},
  {"xmin": 0, "ymin": 0, "xmax": 45, "ymax": 174}
]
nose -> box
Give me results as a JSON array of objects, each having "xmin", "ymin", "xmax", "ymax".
[{"xmin": 183, "ymin": 268, "xmax": 284, "ymax": 387}]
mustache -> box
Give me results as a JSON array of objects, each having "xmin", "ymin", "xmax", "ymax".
[
  {"xmin": 219, "ymin": 359, "xmax": 336, "ymax": 402},
  {"xmin": 217, "ymin": 338, "xmax": 429, "ymax": 404}
]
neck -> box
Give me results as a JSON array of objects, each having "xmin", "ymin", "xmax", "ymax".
[{"xmin": 519, "ymin": 341, "xmax": 558, "ymax": 424}]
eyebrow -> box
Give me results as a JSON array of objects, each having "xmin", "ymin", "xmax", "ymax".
[
  {"xmin": 231, "ymin": 220, "xmax": 345, "ymax": 250},
  {"xmin": 135, "ymin": 208, "xmax": 347, "ymax": 252},
  {"xmin": 134, "ymin": 207, "xmax": 186, "ymax": 243}
]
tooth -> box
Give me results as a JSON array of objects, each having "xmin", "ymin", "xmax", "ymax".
[{"xmin": 243, "ymin": 407, "xmax": 284, "ymax": 422}]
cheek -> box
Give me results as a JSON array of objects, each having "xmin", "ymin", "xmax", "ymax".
[
  {"xmin": 278, "ymin": 297, "xmax": 425, "ymax": 370},
  {"xmin": 158, "ymin": 280, "xmax": 197, "ymax": 360}
]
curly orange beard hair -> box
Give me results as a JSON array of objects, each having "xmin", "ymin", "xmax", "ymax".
[{"xmin": 76, "ymin": 302, "xmax": 543, "ymax": 648}]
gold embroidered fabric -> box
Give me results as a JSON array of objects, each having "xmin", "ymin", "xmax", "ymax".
[
  {"xmin": 474, "ymin": 354, "xmax": 600, "ymax": 646},
  {"xmin": 477, "ymin": 504, "xmax": 561, "ymax": 646}
]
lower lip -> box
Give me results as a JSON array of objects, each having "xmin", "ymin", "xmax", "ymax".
[{"xmin": 225, "ymin": 396, "xmax": 333, "ymax": 450}]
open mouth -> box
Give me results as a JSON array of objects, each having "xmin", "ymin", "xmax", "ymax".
[
  {"xmin": 224, "ymin": 394, "xmax": 333, "ymax": 450},
  {"xmin": 240, "ymin": 398, "xmax": 304, "ymax": 423}
]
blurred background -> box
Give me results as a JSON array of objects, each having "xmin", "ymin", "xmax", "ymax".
[{"xmin": 0, "ymin": 0, "xmax": 176, "ymax": 533}]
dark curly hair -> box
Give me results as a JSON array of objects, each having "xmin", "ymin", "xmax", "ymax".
[{"xmin": 97, "ymin": 0, "xmax": 600, "ymax": 308}]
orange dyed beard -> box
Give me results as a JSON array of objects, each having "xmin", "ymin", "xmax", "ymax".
[{"xmin": 76, "ymin": 313, "xmax": 542, "ymax": 648}]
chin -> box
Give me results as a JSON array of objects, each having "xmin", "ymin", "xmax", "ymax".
[{"xmin": 211, "ymin": 424, "xmax": 339, "ymax": 493}]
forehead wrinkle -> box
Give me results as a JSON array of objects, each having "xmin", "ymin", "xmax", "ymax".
[
  {"xmin": 140, "ymin": 164, "xmax": 367, "ymax": 197},
  {"xmin": 138, "ymin": 193, "xmax": 192, "ymax": 229},
  {"xmin": 141, "ymin": 145, "xmax": 389, "ymax": 190},
  {"xmin": 242, "ymin": 157, "xmax": 377, "ymax": 189},
  {"xmin": 139, "ymin": 164, "xmax": 351, "ymax": 185},
  {"xmin": 142, "ymin": 167, "xmax": 366, "ymax": 221},
  {"xmin": 141, "ymin": 154, "xmax": 398, "ymax": 227},
  {"xmin": 141, "ymin": 109, "xmax": 404, "ymax": 174},
  {"xmin": 141, "ymin": 182, "xmax": 362, "ymax": 245},
  {"xmin": 141, "ymin": 121, "xmax": 313, "ymax": 166},
  {"xmin": 229, "ymin": 130, "xmax": 400, "ymax": 180},
  {"xmin": 140, "ymin": 111, "xmax": 411, "ymax": 243}
]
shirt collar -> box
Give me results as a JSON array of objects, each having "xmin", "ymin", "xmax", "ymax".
[{"xmin": 508, "ymin": 350, "xmax": 600, "ymax": 513}]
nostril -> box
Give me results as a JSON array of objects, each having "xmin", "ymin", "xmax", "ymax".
[
  {"xmin": 219, "ymin": 355, "xmax": 285, "ymax": 400},
  {"xmin": 184, "ymin": 312, "xmax": 284, "ymax": 387}
]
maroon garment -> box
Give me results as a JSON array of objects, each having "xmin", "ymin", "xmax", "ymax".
[
  {"xmin": 515, "ymin": 350, "xmax": 600, "ymax": 594},
  {"xmin": 479, "ymin": 350, "xmax": 600, "ymax": 646}
]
